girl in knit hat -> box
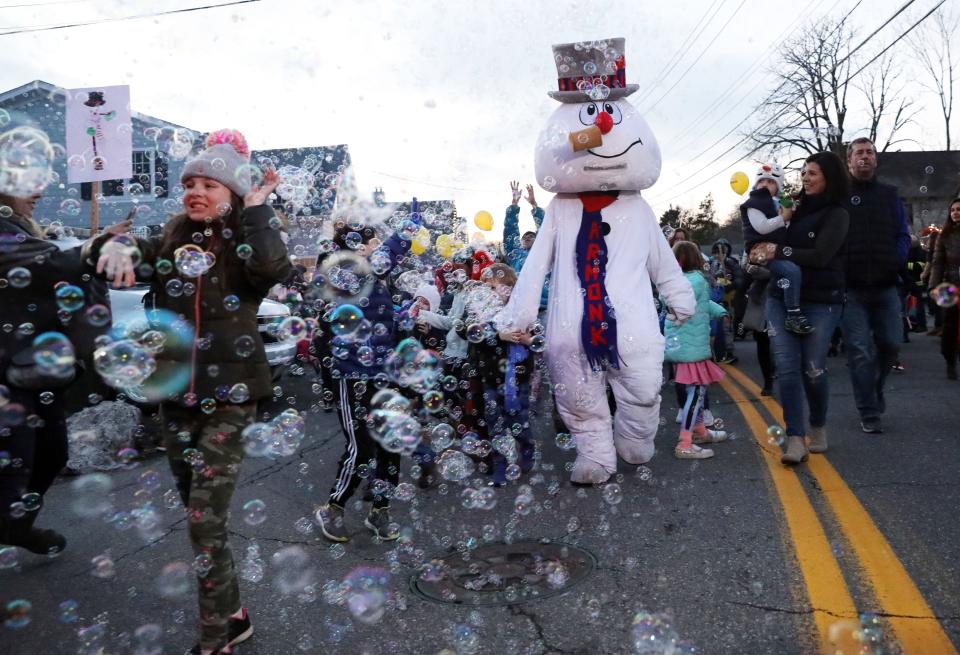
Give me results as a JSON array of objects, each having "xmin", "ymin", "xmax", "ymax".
[{"xmin": 95, "ymin": 129, "xmax": 291, "ymax": 655}]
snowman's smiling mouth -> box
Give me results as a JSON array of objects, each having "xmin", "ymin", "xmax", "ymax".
[
  {"xmin": 587, "ymin": 137, "xmax": 644, "ymax": 159},
  {"xmin": 583, "ymin": 163, "xmax": 627, "ymax": 171}
]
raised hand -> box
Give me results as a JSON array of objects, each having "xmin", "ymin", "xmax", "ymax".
[
  {"xmin": 510, "ymin": 180, "xmax": 521, "ymax": 205},
  {"xmin": 524, "ymin": 184, "xmax": 537, "ymax": 208},
  {"xmin": 244, "ymin": 168, "xmax": 280, "ymax": 207},
  {"xmin": 96, "ymin": 238, "xmax": 138, "ymax": 288}
]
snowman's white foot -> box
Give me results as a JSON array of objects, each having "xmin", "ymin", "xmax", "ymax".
[
  {"xmin": 614, "ymin": 437, "xmax": 655, "ymax": 465},
  {"xmin": 570, "ymin": 458, "xmax": 614, "ymax": 485}
]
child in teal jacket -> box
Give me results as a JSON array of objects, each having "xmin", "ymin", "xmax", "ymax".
[{"xmin": 663, "ymin": 242, "xmax": 729, "ymax": 459}]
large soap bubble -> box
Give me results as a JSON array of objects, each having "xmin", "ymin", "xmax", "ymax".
[{"xmin": 0, "ymin": 127, "xmax": 54, "ymax": 197}]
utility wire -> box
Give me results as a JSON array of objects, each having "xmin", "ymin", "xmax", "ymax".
[
  {"xmin": 649, "ymin": 0, "xmax": 945, "ymax": 208},
  {"xmin": 643, "ymin": 0, "xmax": 749, "ymax": 113},
  {"xmin": 666, "ymin": 0, "xmax": 841, "ymax": 154},
  {"xmin": 0, "ymin": 0, "xmax": 260, "ymax": 36},
  {"xmin": 649, "ymin": 0, "xmax": 926, "ymax": 204},
  {"xmin": 642, "ymin": 0, "xmax": 726, "ymax": 94}
]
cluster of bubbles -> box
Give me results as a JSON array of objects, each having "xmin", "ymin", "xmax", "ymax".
[
  {"xmin": 174, "ymin": 245, "xmax": 215, "ymax": 278},
  {"xmin": 0, "ymin": 126, "xmax": 55, "ymax": 197},
  {"xmin": 274, "ymin": 164, "xmax": 318, "ymax": 216},
  {"xmin": 241, "ymin": 409, "xmax": 307, "ymax": 459},
  {"xmin": 367, "ymin": 388, "xmax": 422, "ymax": 455}
]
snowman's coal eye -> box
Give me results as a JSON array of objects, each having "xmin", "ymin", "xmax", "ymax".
[
  {"xmin": 579, "ymin": 103, "xmax": 599, "ymax": 125},
  {"xmin": 604, "ymin": 103, "xmax": 623, "ymax": 124}
]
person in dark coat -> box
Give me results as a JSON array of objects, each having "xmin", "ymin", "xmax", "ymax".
[
  {"xmin": 0, "ymin": 190, "xmax": 95, "ymax": 556},
  {"xmin": 841, "ymin": 138, "xmax": 911, "ymax": 434},
  {"xmin": 95, "ymin": 129, "xmax": 290, "ymax": 655},
  {"xmin": 752, "ymin": 151, "xmax": 850, "ymax": 464}
]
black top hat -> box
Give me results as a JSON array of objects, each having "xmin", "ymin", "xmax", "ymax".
[
  {"xmin": 548, "ymin": 38, "xmax": 638, "ymax": 103},
  {"xmin": 84, "ymin": 91, "xmax": 106, "ymax": 107}
]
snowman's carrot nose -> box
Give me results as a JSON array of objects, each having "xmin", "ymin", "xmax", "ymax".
[
  {"xmin": 569, "ymin": 126, "xmax": 602, "ymax": 152},
  {"xmin": 595, "ymin": 112, "xmax": 614, "ymax": 135}
]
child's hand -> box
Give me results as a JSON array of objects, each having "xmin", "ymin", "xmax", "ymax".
[
  {"xmin": 524, "ymin": 184, "xmax": 537, "ymax": 208},
  {"xmin": 510, "ymin": 181, "xmax": 521, "ymax": 205},
  {"xmin": 780, "ymin": 206, "xmax": 793, "ymax": 223}
]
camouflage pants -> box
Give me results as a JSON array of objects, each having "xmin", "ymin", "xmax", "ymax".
[{"xmin": 161, "ymin": 402, "xmax": 256, "ymax": 649}]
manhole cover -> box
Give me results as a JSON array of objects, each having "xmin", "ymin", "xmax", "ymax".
[{"xmin": 409, "ymin": 540, "xmax": 596, "ymax": 606}]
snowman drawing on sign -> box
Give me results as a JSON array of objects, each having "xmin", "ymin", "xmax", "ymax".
[
  {"xmin": 84, "ymin": 91, "xmax": 116, "ymax": 171},
  {"xmin": 496, "ymin": 38, "xmax": 696, "ymax": 484}
]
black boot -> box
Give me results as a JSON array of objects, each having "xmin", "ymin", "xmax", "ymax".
[
  {"xmin": 761, "ymin": 378, "xmax": 774, "ymax": 396},
  {"xmin": 784, "ymin": 311, "xmax": 815, "ymax": 335},
  {"xmin": 0, "ymin": 512, "xmax": 66, "ymax": 555},
  {"xmin": 948, "ymin": 362, "xmax": 958, "ymax": 381}
]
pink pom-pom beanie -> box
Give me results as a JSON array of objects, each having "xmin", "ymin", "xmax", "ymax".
[{"xmin": 180, "ymin": 129, "xmax": 253, "ymax": 197}]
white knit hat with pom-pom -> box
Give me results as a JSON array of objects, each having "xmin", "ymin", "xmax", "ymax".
[{"xmin": 180, "ymin": 129, "xmax": 253, "ymax": 198}]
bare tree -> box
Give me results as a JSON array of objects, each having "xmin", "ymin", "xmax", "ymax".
[
  {"xmin": 856, "ymin": 53, "xmax": 919, "ymax": 151},
  {"xmin": 750, "ymin": 19, "xmax": 854, "ymax": 161},
  {"xmin": 906, "ymin": 8, "xmax": 958, "ymax": 150},
  {"xmin": 749, "ymin": 18, "xmax": 915, "ymax": 162}
]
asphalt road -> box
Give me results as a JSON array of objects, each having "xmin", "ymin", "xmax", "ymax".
[{"xmin": 1, "ymin": 330, "xmax": 957, "ymax": 655}]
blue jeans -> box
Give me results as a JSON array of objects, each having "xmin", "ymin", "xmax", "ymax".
[
  {"xmin": 766, "ymin": 298, "xmax": 842, "ymax": 437},
  {"xmin": 767, "ymin": 259, "xmax": 803, "ymax": 310},
  {"xmin": 840, "ymin": 286, "xmax": 902, "ymax": 420}
]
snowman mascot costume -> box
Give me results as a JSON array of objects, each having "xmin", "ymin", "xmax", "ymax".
[{"xmin": 496, "ymin": 38, "xmax": 696, "ymax": 484}]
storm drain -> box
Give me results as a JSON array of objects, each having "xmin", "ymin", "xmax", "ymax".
[{"xmin": 409, "ymin": 540, "xmax": 596, "ymax": 606}]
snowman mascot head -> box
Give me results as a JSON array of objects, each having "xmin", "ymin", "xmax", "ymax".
[{"xmin": 535, "ymin": 39, "xmax": 661, "ymax": 194}]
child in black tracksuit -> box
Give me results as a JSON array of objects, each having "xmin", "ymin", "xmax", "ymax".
[
  {"xmin": 314, "ymin": 221, "xmax": 414, "ymax": 544},
  {"xmin": 458, "ymin": 264, "xmax": 535, "ymax": 486}
]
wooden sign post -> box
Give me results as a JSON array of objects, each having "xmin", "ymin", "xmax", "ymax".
[{"xmin": 90, "ymin": 180, "xmax": 100, "ymax": 233}]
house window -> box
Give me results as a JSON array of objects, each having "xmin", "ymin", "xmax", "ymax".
[{"xmin": 98, "ymin": 149, "xmax": 167, "ymax": 199}]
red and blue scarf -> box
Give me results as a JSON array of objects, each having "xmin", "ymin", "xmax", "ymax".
[{"xmin": 576, "ymin": 191, "xmax": 621, "ymax": 371}]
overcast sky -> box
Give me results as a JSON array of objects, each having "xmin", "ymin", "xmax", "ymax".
[{"xmin": 2, "ymin": 0, "xmax": 953, "ymax": 236}]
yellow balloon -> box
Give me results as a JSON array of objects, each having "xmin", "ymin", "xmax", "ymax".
[
  {"xmin": 473, "ymin": 210, "xmax": 494, "ymax": 231},
  {"xmin": 410, "ymin": 227, "xmax": 430, "ymax": 256},
  {"xmin": 730, "ymin": 171, "xmax": 749, "ymax": 195},
  {"xmin": 435, "ymin": 234, "xmax": 454, "ymax": 258}
]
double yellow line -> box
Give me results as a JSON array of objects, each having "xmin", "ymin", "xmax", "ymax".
[{"xmin": 719, "ymin": 365, "xmax": 957, "ymax": 655}]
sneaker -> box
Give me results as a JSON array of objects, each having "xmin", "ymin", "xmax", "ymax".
[
  {"xmin": 760, "ymin": 381, "xmax": 774, "ymax": 396},
  {"xmin": 702, "ymin": 409, "xmax": 716, "ymax": 427},
  {"xmin": 364, "ymin": 508, "xmax": 399, "ymax": 541},
  {"xmin": 675, "ymin": 409, "xmax": 683, "ymax": 424},
  {"xmin": 693, "ymin": 429, "xmax": 728, "ymax": 444},
  {"xmin": 674, "ymin": 444, "xmax": 714, "ymax": 459},
  {"xmin": 314, "ymin": 504, "xmax": 349, "ymax": 543},
  {"xmin": 784, "ymin": 313, "xmax": 815, "ymax": 335},
  {"xmin": 860, "ymin": 418, "xmax": 883, "ymax": 434},
  {"xmin": 226, "ymin": 608, "xmax": 253, "ymax": 648},
  {"xmin": 717, "ymin": 354, "xmax": 739, "ymax": 365},
  {"xmin": 891, "ymin": 361, "xmax": 905, "ymax": 372}
]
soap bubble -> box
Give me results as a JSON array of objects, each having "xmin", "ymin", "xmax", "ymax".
[
  {"xmin": 630, "ymin": 611, "xmax": 681, "ymax": 654},
  {"xmin": 174, "ymin": 245, "xmax": 213, "ymax": 277},
  {"xmin": 31, "ymin": 332, "xmax": 75, "ymax": 374},
  {"xmin": 277, "ymin": 316, "xmax": 308, "ymax": 342},
  {"xmin": 931, "ymin": 283, "xmax": 958, "ymax": 308},
  {"xmin": 57, "ymin": 600, "xmax": 79, "ymax": 624},
  {"xmin": 272, "ymin": 546, "xmax": 315, "ymax": 595},
  {"xmin": 343, "ymin": 566, "xmax": 390, "ymax": 624},
  {"xmin": 70, "ymin": 473, "xmax": 113, "ymax": 518},
  {"xmin": 329, "ymin": 304, "xmax": 363, "ymax": 336},
  {"xmin": 7, "ymin": 267, "xmax": 31, "ymax": 288},
  {"xmin": 665, "ymin": 335, "xmax": 680, "ymax": 351},
  {"xmin": 0, "ymin": 126, "xmax": 54, "ymax": 197},
  {"xmin": 431, "ymin": 423, "xmax": 456, "ymax": 450},
  {"xmin": 313, "ymin": 251, "xmax": 374, "ymax": 303},
  {"xmin": 93, "ymin": 340, "xmax": 157, "ymax": 389},
  {"xmin": 156, "ymin": 561, "xmax": 192, "ymax": 598},
  {"xmin": 437, "ymin": 450, "xmax": 476, "ymax": 482},
  {"xmin": 3, "ymin": 599, "xmax": 31, "ymax": 629},
  {"xmin": 602, "ymin": 483, "xmax": 623, "ymax": 505},
  {"xmin": 85, "ymin": 304, "xmax": 111, "ymax": 327},
  {"xmin": 242, "ymin": 499, "xmax": 267, "ymax": 526},
  {"xmin": 55, "ymin": 284, "xmax": 84, "ymax": 312}
]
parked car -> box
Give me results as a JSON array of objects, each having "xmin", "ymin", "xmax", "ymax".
[{"xmin": 52, "ymin": 237, "xmax": 297, "ymax": 396}]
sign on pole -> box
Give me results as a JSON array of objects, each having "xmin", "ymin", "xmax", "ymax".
[{"xmin": 65, "ymin": 85, "xmax": 132, "ymax": 184}]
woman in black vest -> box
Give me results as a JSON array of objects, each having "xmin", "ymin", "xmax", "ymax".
[{"xmin": 753, "ymin": 152, "xmax": 850, "ymax": 464}]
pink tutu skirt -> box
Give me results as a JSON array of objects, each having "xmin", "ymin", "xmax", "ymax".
[{"xmin": 674, "ymin": 359, "xmax": 726, "ymax": 385}]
